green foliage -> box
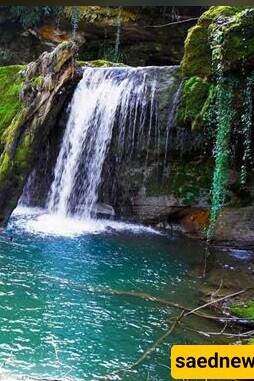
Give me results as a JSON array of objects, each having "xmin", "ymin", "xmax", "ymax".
[
  {"xmin": 240, "ymin": 73, "xmax": 254, "ymax": 185},
  {"xmin": 206, "ymin": 27, "xmax": 235, "ymax": 241},
  {"xmin": 0, "ymin": 65, "xmax": 25, "ymax": 139},
  {"xmin": 230, "ymin": 301, "xmax": 254, "ymax": 319}
]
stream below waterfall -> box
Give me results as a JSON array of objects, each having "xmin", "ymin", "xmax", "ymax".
[{"xmin": 0, "ymin": 207, "xmax": 246, "ymax": 381}]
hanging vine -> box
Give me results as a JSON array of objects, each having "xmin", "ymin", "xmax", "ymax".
[
  {"xmin": 207, "ymin": 26, "xmax": 235, "ymax": 241},
  {"xmin": 240, "ymin": 73, "xmax": 254, "ymax": 185}
]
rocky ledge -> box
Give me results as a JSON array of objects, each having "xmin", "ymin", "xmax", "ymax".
[{"xmin": 0, "ymin": 41, "xmax": 82, "ymax": 226}]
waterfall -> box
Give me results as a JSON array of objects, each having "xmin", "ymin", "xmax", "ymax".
[
  {"xmin": 19, "ymin": 169, "xmax": 36, "ymax": 207},
  {"xmin": 43, "ymin": 66, "xmax": 180, "ymax": 220},
  {"xmin": 164, "ymin": 81, "xmax": 183, "ymax": 166}
]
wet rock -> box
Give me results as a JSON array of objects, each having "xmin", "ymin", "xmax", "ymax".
[{"xmin": 132, "ymin": 195, "xmax": 179, "ymax": 223}]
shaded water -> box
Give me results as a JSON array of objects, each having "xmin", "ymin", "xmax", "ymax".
[{"xmin": 0, "ymin": 207, "xmax": 232, "ymax": 381}]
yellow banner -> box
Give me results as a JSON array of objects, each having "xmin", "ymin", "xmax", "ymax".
[{"xmin": 171, "ymin": 345, "xmax": 254, "ymax": 379}]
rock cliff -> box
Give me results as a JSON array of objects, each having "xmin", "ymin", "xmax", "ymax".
[{"xmin": 0, "ymin": 41, "xmax": 81, "ymax": 225}]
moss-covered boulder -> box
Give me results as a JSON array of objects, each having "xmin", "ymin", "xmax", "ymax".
[
  {"xmin": 176, "ymin": 76, "xmax": 213, "ymax": 130},
  {"xmin": 181, "ymin": 6, "xmax": 254, "ymax": 78},
  {"xmin": 0, "ymin": 41, "xmax": 81, "ymax": 226}
]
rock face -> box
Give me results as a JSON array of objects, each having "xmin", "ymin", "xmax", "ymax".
[
  {"xmin": 0, "ymin": 7, "xmax": 202, "ymax": 67},
  {"xmin": 171, "ymin": 207, "xmax": 254, "ymax": 247},
  {"xmin": 131, "ymin": 195, "xmax": 179, "ymax": 223},
  {"xmin": 178, "ymin": 6, "xmax": 254, "ymax": 131},
  {"xmin": 173, "ymin": 6, "xmax": 254, "ymax": 246},
  {"xmin": 181, "ymin": 6, "xmax": 254, "ymax": 78},
  {"xmin": 0, "ymin": 41, "xmax": 81, "ymax": 226},
  {"xmin": 213, "ymin": 207, "xmax": 254, "ymax": 246}
]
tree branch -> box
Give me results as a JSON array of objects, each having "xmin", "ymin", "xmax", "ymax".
[{"xmin": 145, "ymin": 17, "xmax": 199, "ymax": 28}]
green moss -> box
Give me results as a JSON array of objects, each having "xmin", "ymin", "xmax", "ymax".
[
  {"xmin": 77, "ymin": 60, "xmax": 127, "ymax": 67},
  {"xmin": 181, "ymin": 24, "xmax": 211, "ymax": 78},
  {"xmin": 145, "ymin": 159, "xmax": 213, "ymax": 205},
  {"xmin": 1, "ymin": 109, "xmax": 27, "ymax": 148},
  {"xmin": 200, "ymin": 6, "xmax": 252, "ymax": 20},
  {"xmin": 14, "ymin": 134, "xmax": 32, "ymax": 171},
  {"xmin": 230, "ymin": 301, "xmax": 254, "ymax": 319},
  {"xmin": 221, "ymin": 9, "xmax": 254, "ymax": 71},
  {"xmin": 169, "ymin": 160, "xmax": 213, "ymax": 205},
  {"xmin": 248, "ymin": 338, "xmax": 254, "ymax": 344},
  {"xmin": 0, "ymin": 65, "xmax": 25, "ymax": 137},
  {"xmin": 31, "ymin": 75, "xmax": 43, "ymax": 89},
  {"xmin": 0, "ymin": 152, "xmax": 12, "ymax": 189},
  {"xmin": 177, "ymin": 77, "xmax": 210, "ymax": 129},
  {"xmin": 181, "ymin": 6, "xmax": 254, "ymax": 78}
]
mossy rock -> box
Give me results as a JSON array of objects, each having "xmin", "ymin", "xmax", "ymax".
[
  {"xmin": 177, "ymin": 77, "xmax": 211, "ymax": 129},
  {"xmin": 145, "ymin": 159, "xmax": 213, "ymax": 206},
  {"xmin": 0, "ymin": 42, "xmax": 78, "ymax": 226},
  {"xmin": 0, "ymin": 65, "xmax": 25, "ymax": 138},
  {"xmin": 77, "ymin": 60, "xmax": 127, "ymax": 67},
  {"xmin": 221, "ymin": 8, "xmax": 254, "ymax": 72},
  {"xmin": 230, "ymin": 300, "xmax": 254, "ymax": 319},
  {"xmin": 181, "ymin": 23, "xmax": 211, "ymax": 78},
  {"xmin": 181, "ymin": 6, "xmax": 254, "ymax": 78}
]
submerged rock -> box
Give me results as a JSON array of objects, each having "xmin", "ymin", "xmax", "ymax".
[{"xmin": 0, "ymin": 41, "xmax": 81, "ymax": 226}]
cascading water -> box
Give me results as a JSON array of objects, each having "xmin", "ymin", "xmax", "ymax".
[
  {"xmin": 164, "ymin": 81, "xmax": 183, "ymax": 166},
  {"xmin": 46, "ymin": 66, "xmax": 180, "ymax": 220}
]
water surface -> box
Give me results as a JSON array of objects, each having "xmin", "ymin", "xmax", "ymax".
[{"xmin": 0, "ymin": 208, "xmax": 232, "ymax": 381}]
